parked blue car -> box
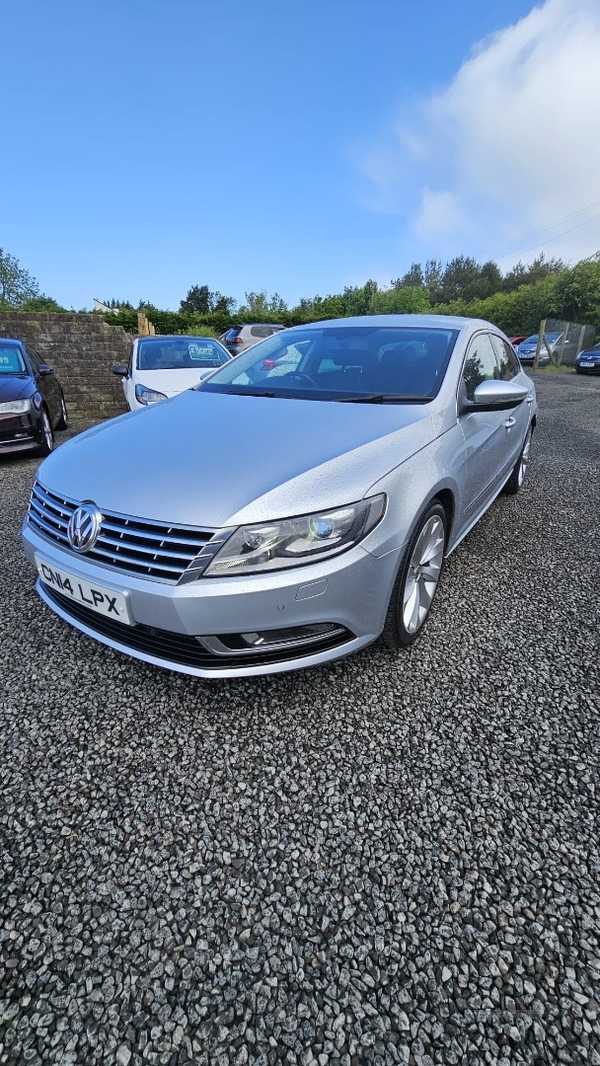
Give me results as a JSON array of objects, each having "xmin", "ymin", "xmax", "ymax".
[{"xmin": 574, "ymin": 343, "xmax": 600, "ymax": 374}]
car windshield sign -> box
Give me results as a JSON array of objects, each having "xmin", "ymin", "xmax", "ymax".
[
  {"xmin": 0, "ymin": 346, "xmax": 26, "ymax": 374},
  {"xmin": 200, "ymin": 326, "xmax": 459, "ymax": 402}
]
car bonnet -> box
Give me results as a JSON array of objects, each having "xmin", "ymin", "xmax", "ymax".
[
  {"xmin": 37, "ymin": 389, "xmax": 435, "ymax": 529},
  {"xmin": 134, "ymin": 367, "xmax": 221, "ymax": 397},
  {"xmin": 0, "ymin": 375, "xmax": 32, "ymax": 402}
]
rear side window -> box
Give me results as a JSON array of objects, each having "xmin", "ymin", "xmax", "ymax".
[{"xmin": 251, "ymin": 325, "xmax": 276, "ymax": 338}]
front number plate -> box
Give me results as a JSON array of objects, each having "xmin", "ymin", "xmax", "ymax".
[
  {"xmin": 35, "ymin": 556, "xmax": 133, "ymax": 625},
  {"xmin": 579, "ymin": 361, "xmax": 594, "ymax": 368}
]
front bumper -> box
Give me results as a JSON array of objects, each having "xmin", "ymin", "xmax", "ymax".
[
  {"xmin": 575, "ymin": 363, "xmax": 600, "ymax": 373},
  {"xmin": 0, "ymin": 411, "xmax": 42, "ymax": 454},
  {"xmin": 22, "ymin": 520, "xmax": 401, "ymax": 677}
]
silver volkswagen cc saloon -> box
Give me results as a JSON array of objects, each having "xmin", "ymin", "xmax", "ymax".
[{"xmin": 22, "ymin": 315, "xmax": 537, "ymax": 678}]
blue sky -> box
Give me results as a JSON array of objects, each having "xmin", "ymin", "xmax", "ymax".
[{"xmin": 3, "ymin": 0, "xmax": 600, "ymax": 311}]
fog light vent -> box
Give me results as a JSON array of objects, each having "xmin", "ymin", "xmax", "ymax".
[{"xmin": 240, "ymin": 623, "xmax": 339, "ymax": 648}]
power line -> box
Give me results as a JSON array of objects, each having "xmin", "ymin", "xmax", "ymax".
[
  {"xmin": 496, "ymin": 210, "xmax": 600, "ymax": 262},
  {"xmin": 492, "ymin": 199, "xmax": 600, "ymax": 261}
]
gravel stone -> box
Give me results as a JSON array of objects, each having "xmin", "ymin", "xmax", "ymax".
[{"xmin": 1, "ymin": 375, "xmax": 599, "ymax": 1066}]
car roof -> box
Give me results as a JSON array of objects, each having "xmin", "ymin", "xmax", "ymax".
[
  {"xmin": 285, "ymin": 314, "xmax": 498, "ymax": 332},
  {"xmin": 135, "ymin": 334, "xmax": 222, "ymax": 341}
]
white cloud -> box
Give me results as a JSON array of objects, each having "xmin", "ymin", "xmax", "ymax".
[{"xmin": 361, "ymin": 0, "xmax": 600, "ymax": 265}]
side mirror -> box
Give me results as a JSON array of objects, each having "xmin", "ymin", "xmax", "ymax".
[
  {"xmin": 468, "ymin": 379, "xmax": 529, "ymax": 411},
  {"xmin": 112, "ymin": 363, "xmax": 128, "ymax": 377},
  {"xmin": 471, "ymin": 375, "xmax": 528, "ymax": 407},
  {"xmin": 39, "ymin": 364, "xmax": 54, "ymax": 376}
]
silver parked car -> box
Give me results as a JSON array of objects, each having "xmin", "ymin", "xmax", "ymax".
[
  {"xmin": 22, "ymin": 315, "xmax": 536, "ymax": 678},
  {"xmin": 222, "ymin": 323, "xmax": 286, "ymax": 356}
]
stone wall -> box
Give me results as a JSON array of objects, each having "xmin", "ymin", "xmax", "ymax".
[{"xmin": 0, "ymin": 313, "xmax": 133, "ymax": 418}]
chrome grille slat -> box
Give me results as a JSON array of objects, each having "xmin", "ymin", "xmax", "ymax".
[
  {"xmin": 96, "ymin": 533, "xmax": 197, "ymax": 560},
  {"xmin": 27, "ymin": 480, "xmax": 215, "ymax": 584},
  {"xmin": 90, "ymin": 545, "xmax": 184, "ymax": 575},
  {"xmin": 99, "ymin": 520, "xmax": 202, "ymax": 547},
  {"xmin": 26, "ymin": 510, "xmax": 67, "ymax": 538}
]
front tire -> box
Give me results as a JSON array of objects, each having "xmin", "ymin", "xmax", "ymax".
[
  {"xmin": 56, "ymin": 391, "xmax": 69, "ymax": 430},
  {"xmin": 380, "ymin": 501, "xmax": 447, "ymax": 649},
  {"xmin": 39, "ymin": 408, "xmax": 55, "ymax": 456},
  {"xmin": 502, "ymin": 423, "xmax": 533, "ymax": 495}
]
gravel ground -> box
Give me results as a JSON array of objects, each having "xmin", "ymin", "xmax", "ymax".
[{"xmin": 1, "ymin": 372, "xmax": 599, "ymax": 1066}]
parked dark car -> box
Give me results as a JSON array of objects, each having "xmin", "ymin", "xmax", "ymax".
[
  {"xmin": 0, "ymin": 338, "xmax": 68, "ymax": 456},
  {"xmin": 574, "ymin": 343, "xmax": 600, "ymax": 374}
]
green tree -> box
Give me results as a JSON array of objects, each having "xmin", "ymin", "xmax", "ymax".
[
  {"xmin": 391, "ymin": 263, "xmax": 425, "ymax": 289},
  {"xmin": 439, "ymin": 256, "xmax": 502, "ymax": 304},
  {"xmin": 0, "ymin": 247, "xmax": 42, "ymax": 307},
  {"xmin": 101, "ymin": 297, "xmax": 134, "ymax": 309},
  {"xmin": 180, "ymin": 285, "xmax": 237, "ymax": 316},
  {"xmin": 424, "ymin": 259, "xmax": 444, "ymax": 303},
  {"xmin": 180, "ymin": 285, "xmax": 211, "ymax": 314},
  {"xmin": 502, "ymin": 254, "xmax": 565, "ymax": 293},
  {"xmin": 341, "ymin": 280, "xmax": 379, "ymax": 317},
  {"xmin": 211, "ymin": 291, "xmax": 236, "ymax": 314},
  {"xmin": 19, "ymin": 295, "xmax": 67, "ymax": 312},
  {"xmin": 553, "ymin": 258, "xmax": 600, "ymax": 324},
  {"xmin": 237, "ymin": 291, "xmax": 289, "ymax": 319},
  {"xmin": 370, "ymin": 286, "xmax": 430, "ymax": 314}
]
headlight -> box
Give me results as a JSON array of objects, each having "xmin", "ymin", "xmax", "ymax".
[
  {"xmin": 204, "ymin": 495, "xmax": 386, "ymax": 576},
  {"xmin": 0, "ymin": 399, "xmax": 31, "ymax": 415},
  {"xmin": 135, "ymin": 384, "xmax": 167, "ymax": 405}
]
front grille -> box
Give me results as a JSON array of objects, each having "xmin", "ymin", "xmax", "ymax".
[
  {"xmin": 42, "ymin": 586, "xmax": 354, "ymax": 671},
  {"xmin": 27, "ymin": 480, "xmax": 216, "ymax": 583}
]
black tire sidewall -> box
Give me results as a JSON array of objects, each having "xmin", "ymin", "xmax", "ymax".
[{"xmin": 39, "ymin": 409, "xmax": 54, "ymax": 456}]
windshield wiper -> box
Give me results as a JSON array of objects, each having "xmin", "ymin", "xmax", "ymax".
[
  {"xmin": 335, "ymin": 394, "xmax": 433, "ymax": 404},
  {"xmin": 226, "ymin": 389, "xmax": 278, "ymax": 398}
]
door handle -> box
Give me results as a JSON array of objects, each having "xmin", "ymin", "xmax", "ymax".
[
  {"xmin": 504, "ymin": 416, "xmax": 516, "ymax": 429},
  {"xmin": 527, "ymin": 394, "xmax": 534, "ymax": 405}
]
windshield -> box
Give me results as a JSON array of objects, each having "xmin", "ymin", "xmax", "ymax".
[
  {"xmin": 0, "ymin": 345, "xmax": 26, "ymax": 374},
  {"xmin": 522, "ymin": 333, "xmax": 561, "ymax": 345},
  {"xmin": 137, "ymin": 337, "xmax": 229, "ymax": 370},
  {"xmin": 199, "ymin": 326, "xmax": 459, "ymax": 402}
]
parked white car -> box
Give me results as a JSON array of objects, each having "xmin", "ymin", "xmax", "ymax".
[{"xmin": 112, "ymin": 335, "xmax": 232, "ymax": 411}]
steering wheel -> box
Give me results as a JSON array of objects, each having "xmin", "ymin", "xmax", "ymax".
[{"xmin": 282, "ymin": 372, "xmax": 319, "ymax": 389}]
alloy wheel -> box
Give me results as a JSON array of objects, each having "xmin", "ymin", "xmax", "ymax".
[{"xmin": 402, "ymin": 514, "xmax": 445, "ymax": 635}]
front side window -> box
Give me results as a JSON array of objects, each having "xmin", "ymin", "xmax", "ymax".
[{"xmin": 24, "ymin": 344, "xmax": 41, "ymax": 373}]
